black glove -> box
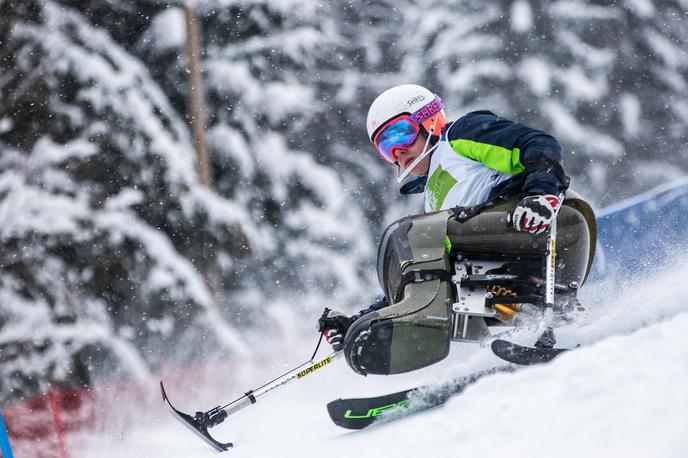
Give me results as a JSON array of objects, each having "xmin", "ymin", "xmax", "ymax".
[
  {"xmin": 507, "ymin": 194, "xmax": 562, "ymax": 235},
  {"xmin": 317, "ymin": 309, "xmax": 359, "ymax": 351}
]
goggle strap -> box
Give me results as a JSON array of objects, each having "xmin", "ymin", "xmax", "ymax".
[{"xmin": 396, "ymin": 117, "xmax": 438, "ymax": 183}]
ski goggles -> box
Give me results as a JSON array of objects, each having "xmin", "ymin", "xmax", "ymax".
[
  {"xmin": 372, "ymin": 95, "xmax": 445, "ymax": 163},
  {"xmin": 373, "ymin": 116, "xmax": 420, "ymax": 163}
]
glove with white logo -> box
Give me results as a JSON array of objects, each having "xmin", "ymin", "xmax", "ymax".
[{"xmin": 507, "ymin": 195, "xmax": 562, "ymax": 235}]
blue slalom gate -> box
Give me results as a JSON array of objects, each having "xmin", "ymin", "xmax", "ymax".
[
  {"xmin": 588, "ymin": 177, "xmax": 688, "ymax": 282},
  {"xmin": 0, "ymin": 409, "xmax": 14, "ymax": 458}
]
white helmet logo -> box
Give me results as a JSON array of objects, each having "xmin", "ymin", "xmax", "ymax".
[{"xmin": 407, "ymin": 95, "xmax": 426, "ymax": 106}]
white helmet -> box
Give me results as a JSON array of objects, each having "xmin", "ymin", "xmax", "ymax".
[{"xmin": 366, "ymin": 84, "xmax": 447, "ymax": 142}]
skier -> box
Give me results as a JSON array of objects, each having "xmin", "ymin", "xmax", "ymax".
[
  {"xmin": 319, "ymin": 83, "xmax": 572, "ymax": 351},
  {"xmin": 163, "ymin": 86, "xmax": 598, "ymax": 451}
]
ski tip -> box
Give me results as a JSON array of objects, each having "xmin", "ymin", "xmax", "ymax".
[
  {"xmin": 326, "ymin": 388, "xmax": 415, "ymax": 430},
  {"xmin": 326, "ymin": 398, "xmax": 380, "ymax": 430}
]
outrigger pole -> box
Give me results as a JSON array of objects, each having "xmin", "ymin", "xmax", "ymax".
[
  {"xmin": 534, "ymin": 193, "xmax": 562, "ymax": 349},
  {"xmin": 161, "ymin": 310, "xmax": 341, "ymax": 452}
]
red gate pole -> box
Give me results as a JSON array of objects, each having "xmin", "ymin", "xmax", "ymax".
[{"xmin": 47, "ymin": 387, "xmax": 70, "ymax": 458}]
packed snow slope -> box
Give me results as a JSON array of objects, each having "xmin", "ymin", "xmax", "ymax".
[{"xmin": 74, "ymin": 253, "xmax": 688, "ymax": 457}]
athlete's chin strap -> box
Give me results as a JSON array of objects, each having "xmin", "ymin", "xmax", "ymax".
[{"xmin": 396, "ymin": 117, "xmax": 439, "ymax": 184}]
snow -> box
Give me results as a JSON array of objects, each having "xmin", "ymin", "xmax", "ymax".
[
  {"xmin": 519, "ymin": 58, "xmax": 552, "ymax": 96},
  {"xmin": 25, "ymin": 1, "xmax": 198, "ymax": 187},
  {"xmin": 0, "ymin": 117, "xmax": 12, "ymax": 134},
  {"xmin": 0, "ymin": 278, "xmax": 151, "ymax": 381},
  {"xmin": 510, "ymin": 0, "xmax": 533, "ymax": 33},
  {"xmin": 619, "ymin": 93, "xmax": 642, "ymax": 138},
  {"xmin": 29, "ymin": 137, "xmax": 98, "ymax": 167},
  {"xmin": 624, "ymin": 0, "xmax": 656, "ymax": 18},
  {"xmin": 148, "ymin": 8, "xmax": 186, "ymax": 51},
  {"xmin": 556, "ymin": 65, "xmax": 609, "ymax": 102},
  {"xmin": 549, "ymin": 2, "xmax": 622, "ymax": 20},
  {"xmin": 556, "ymin": 30, "xmax": 616, "ymax": 71},
  {"xmin": 674, "ymin": 100, "xmax": 688, "ymax": 126},
  {"xmin": 207, "ymin": 125, "xmax": 256, "ymax": 175},
  {"xmin": 644, "ymin": 28, "xmax": 688, "ymax": 69},
  {"xmin": 95, "ymin": 210, "xmax": 250, "ymax": 356},
  {"xmin": 4, "ymin": 1, "xmax": 688, "ymax": 455},
  {"xmin": 445, "ymin": 59, "xmax": 512, "ymax": 94},
  {"xmin": 73, "ymin": 251, "xmax": 688, "ymax": 457},
  {"xmin": 205, "ymin": 59, "xmax": 315, "ymax": 125},
  {"xmin": 0, "ymin": 166, "xmax": 91, "ymax": 238},
  {"xmin": 191, "ymin": 0, "xmax": 319, "ymax": 16},
  {"xmin": 542, "ymin": 100, "xmax": 625, "ymax": 158},
  {"xmin": 180, "ymin": 185, "xmax": 269, "ymax": 252}
]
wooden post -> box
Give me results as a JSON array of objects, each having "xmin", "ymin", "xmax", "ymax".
[
  {"xmin": 184, "ymin": 5, "xmax": 213, "ymax": 187},
  {"xmin": 184, "ymin": 5, "xmax": 228, "ymax": 297}
]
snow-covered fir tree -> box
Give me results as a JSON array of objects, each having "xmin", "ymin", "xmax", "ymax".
[{"xmin": 0, "ymin": 0, "xmax": 686, "ymax": 404}]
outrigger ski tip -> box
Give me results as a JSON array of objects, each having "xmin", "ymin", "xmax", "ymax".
[{"xmin": 160, "ymin": 381, "xmax": 233, "ymax": 452}]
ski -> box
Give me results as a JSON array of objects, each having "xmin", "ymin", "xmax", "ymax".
[
  {"xmin": 327, "ymin": 366, "xmax": 515, "ymax": 430},
  {"xmin": 160, "ymin": 382, "xmax": 232, "ymax": 452},
  {"xmin": 491, "ymin": 339, "xmax": 569, "ymax": 365},
  {"xmin": 327, "ymin": 387, "xmax": 415, "ymax": 430}
]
